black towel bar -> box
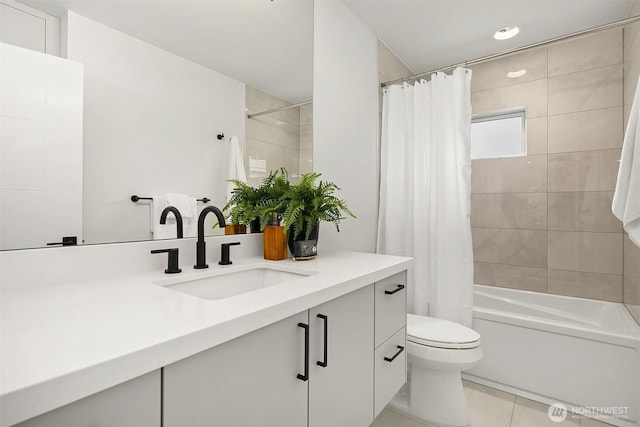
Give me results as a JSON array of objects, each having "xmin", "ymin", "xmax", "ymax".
[{"xmin": 130, "ymin": 195, "xmax": 210, "ymax": 203}]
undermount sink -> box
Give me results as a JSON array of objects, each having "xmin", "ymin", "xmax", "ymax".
[{"xmin": 154, "ymin": 264, "xmax": 314, "ymax": 300}]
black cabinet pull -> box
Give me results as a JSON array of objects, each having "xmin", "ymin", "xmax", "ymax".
[
  {"xmin": 317, "ymin": 314, "xmax": 328, "ymax": 368},
  {"xmin": 384, "ymin": 284, "xmax": 405, "ymax": 295},
  {"xmin": 46, "ymin": 236, "xmax": 77, "ymax": 246},
  {"xmin": 384, "ymin": 346, "xmax": 405, "ymax": 362},
  {"xmin": 297, "ymin": 322, "xmax": 309, "ymax": 381}
]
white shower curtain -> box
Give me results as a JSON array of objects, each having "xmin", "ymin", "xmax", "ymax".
[{"xmin": 377, "ymin": 68, "xmax": 474, "ymax": 327}]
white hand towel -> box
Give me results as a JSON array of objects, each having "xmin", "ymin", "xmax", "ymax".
[
  {"xmin": 613, "ymin": 75, "xmax": 640, "ymax": 246},
  {"xmin": 226, "ymin": 136, "xmax": 248, "ymax": 204},
  {"xmin": 151, "ymin": 195, "xmax": 176, "ymax": 240},
  {"xmin": 166, "ymin": 193, "xmax": 197, "ymax": 219},
  {"xmin": 165, "ymin": 193, "xmax": 198, "ymax": 238}
]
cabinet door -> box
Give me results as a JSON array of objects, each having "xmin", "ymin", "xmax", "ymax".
[
  {"xmin": 374, "ymin": 271, "xmax": 406, "ymax": 347},
  {"xmin": 163, "ymin": 311, "xmax": 309, "ymax": 427},
  {"xmin": 309, "ymin": 285, "xmax": 374, "ymax": 427},
  {"xmin": 15, "ymin": 371, "xmax": 160, "ymax": 427},
  {"xmin": 375, "ymin": 327, "xmax": 407, "ymax": 417}
]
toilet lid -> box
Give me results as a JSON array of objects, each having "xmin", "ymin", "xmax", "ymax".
[{"xmin": 407, "ymin": 314, "xmax": 480, "ymax": 349}]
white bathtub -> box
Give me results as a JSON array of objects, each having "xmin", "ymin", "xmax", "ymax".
[{"xmin": 463, "ymin": 284, "xmax": 640, "ymax": 427}]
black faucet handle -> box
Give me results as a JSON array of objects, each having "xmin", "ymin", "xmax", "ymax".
[
  {"xmin": 151, "ymin": 248, "xmax": 182, "ymax": 274},
  {"xmin": 219, "ymin": 242, "xmax": 241, "ymax": 265}
]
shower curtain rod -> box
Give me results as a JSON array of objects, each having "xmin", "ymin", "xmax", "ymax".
[
  {"xmin": 247, "ymin": 100, "xmax": 312, "ymax": 119},
  {"xmin": 381, "ymin": 14, "xmax": 640, "ymax": 88}
]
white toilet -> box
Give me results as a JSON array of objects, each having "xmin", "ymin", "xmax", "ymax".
[{"xmin": 403, "ymin": 314, "xmax": 482, "ymax": 426}]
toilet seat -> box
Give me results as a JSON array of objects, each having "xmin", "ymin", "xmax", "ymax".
[{"xmin": 407, "ymin": 314, "xmax": 480, "ymax": 349}]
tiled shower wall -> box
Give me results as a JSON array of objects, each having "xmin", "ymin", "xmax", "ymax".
[
  {"xmin": 299, "ymin": 103, "xmax": 313, "ymax": 175},
  {"xmin": 470, "ymin": 29, "xmax": 625, "ymax": 302},
  {"xmin": 245, "ymin": 86, "xmax": 301, "ymax": 187},
  {"xmin": 624, "ymin": 0, "xmax": 640, "ymax": 323}
]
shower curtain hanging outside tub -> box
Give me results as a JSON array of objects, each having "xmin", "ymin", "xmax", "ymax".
[{"xmin": 377, "ymin": 68, "xmax": 474, "ymax": 327}]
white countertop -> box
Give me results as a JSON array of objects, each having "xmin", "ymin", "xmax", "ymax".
[{"xmin": 0, "ymin": 251, "xmax": 411, "ymax": 426}]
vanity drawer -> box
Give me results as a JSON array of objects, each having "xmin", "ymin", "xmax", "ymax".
[
  {"xmin": 374, "ymin": 327, "xmax": 406, "ymax": 417},
  {"xmin": 374, "ymin": 271, "xmax": 406, "ymax": 347}
]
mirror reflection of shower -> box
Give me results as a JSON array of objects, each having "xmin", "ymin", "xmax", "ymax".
[{"xmin": 245, "ymin": 86, "xmax": 313, "ymax": 186}]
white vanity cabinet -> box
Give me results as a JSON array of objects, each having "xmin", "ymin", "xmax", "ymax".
[
  {"xmin": 7, "ymin": 269, "xmax": 407, "ymax": 427},
  {"xmin": 373, "ymin": 271, "xmax": 407, "ymax": 417},
  {"xmin": 308, "ymin": 285, "xmax": 374, "ymax": 427},
  {"xmin": 14, "ymin": 371, "xmax": 160, "ymax": 427},
  {"xmin": 163, "ymin": 311, "xmax": 309, "ymax": 427},
  {"xmin": 163, "ymin": 285, "xmax": 375, "ymax": 427}
]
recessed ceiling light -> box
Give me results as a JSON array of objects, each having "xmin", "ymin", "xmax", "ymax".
[
  {"xmin": 494, "ymin": 26, "xmax": 520, "ymax": 40},
  {"xmin": 507, "ymin": 69, "xmax": 527, "ymax": 78}
]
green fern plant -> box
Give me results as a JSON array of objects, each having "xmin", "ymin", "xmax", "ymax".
[
  {"xmin": 279, "ymin": 172, "xmax": 356, "ymax": 240},
  {"xmin": 223, "ymin": 168, "xmax": 289, "ymax": 226}
]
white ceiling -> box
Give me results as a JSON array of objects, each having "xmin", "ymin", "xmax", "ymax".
[
  {"xmin": 18, "ymin": 0, "xmax": 634, "ymax": 100},
  {"xmin": 345, "ymin": 0, "xmax": 633, "ymax": 78}
]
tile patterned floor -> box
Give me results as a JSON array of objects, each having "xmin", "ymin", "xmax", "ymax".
[{"xmin": 370, "ymin": 380, "xmax": 616, "ymax": 427}]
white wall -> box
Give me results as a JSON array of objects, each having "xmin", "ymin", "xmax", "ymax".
[
  {"xmin": 0, "ymin": 0, "xmax": 60, "ymax": 56},
  {"xmin": 0, "ymin": 42, "xmax": 83, "ymax": 250},
  {"xmin": 313, "ymin": 0, "xmax": 379, "ymax": 253},
  {"xmin": 63, "ymin": 11, "xmax": 245, "ymax": 244}
]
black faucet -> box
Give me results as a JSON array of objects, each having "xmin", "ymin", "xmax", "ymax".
[
  {"xmin": 194, "ymin": 206, "xmax": 226, "ymax": 269},
  {"xmin": 160, "ymin": 206, "xmax": 183, "ymax": 238},
  {"xmin": 219, "ymin": 242, "xmax": 241, "ymax": 265}
]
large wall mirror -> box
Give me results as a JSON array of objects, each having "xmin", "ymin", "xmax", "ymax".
[{"xmin": 0, "ymin": 0, "xmax": 313, "ymax": 250}]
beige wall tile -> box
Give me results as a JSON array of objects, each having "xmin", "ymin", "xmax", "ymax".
[
  {"xmin": 625, "ymin": 277, "xmax": 640, "ymax": 308},
  {"xmin": 624, "ymin": 58, "xmax": 640, "ymax": 108},
  {"xmin": 472, "ymin": 79, "xmax": 547, "ymax": 118},
  {"xmin": 547, "ymin": 231, "xmax": 622, "ymax": 275},
  {"xmin": 474, "ymin": 262, "xmax": 547, "ymax": 292},
  {"xmin": 299, "ymin": 103, "xmax": 313, "ymax": 126},
  {"xmin": 631, "ymin": 0, "xmax": 640, "ymax": 17},
  {"xmin": 471, "ymin": 155, "xmax": 547, "ymax": 193},
  {"xmin": 299, "ymin": 149, "xmax": 313, "ymax": 174},
  {"xmin": 626, "ymin": 303, "xmax": 640, "ymax": 326},
  {"xmin": 547, "ymin": 149, "xmax": 621, "ymax": 192},
  {"xmin": 246, "ymin": 85, "xmax": 289, "ymax": 114},
  {"xmin": 284, "ymin": 147, "xmax": 299, "ymax": 177},
  {"xmin": 470, "ymin": 48, "xmax": 547, "ymax": 93},
  {"xmin": 547, "ymin": 191, "xmax": 622, "ymax": 232},
  {"xmin": 624, "ymin": 20, "xmax": 640, "ymax": 63},
  {"xmin": 526, "ymin": 117, "xmax": 547, "ymax": 155},
  {"xmin": 625, "ymin": 100, "xmax": 633, "ymax": 132},
  {"xmin": 300, "ymin": 123, "xmax": 312, "ymax": 150},
  {"xmin": 547, "ymin": 269, "xmax": 622, "ymax": 302},
  {"xmin": 548, "ymin": 65, "xmax": 622, "ymax": 115},
  {"xmin": 471, "ymin": 193, "xmax": 546, "ymax": 230},
  {"xmin": 378, "ymin": 40, "xmax": 413, "ymax": 83},
  {"xmin": 246, "ymin": 114, "xmax": 299, "ymax": 149},
  {"xmin": 466, "ymin": 28, "xmax": 625, "ymax": 303},
  {"xmin": 245, "ymin": 137, "xmax": 286, "ymax": 187},
  {"xmin": 548, "ymin": 107, "xmax": 623, "ymax": 154},
  {"xmin": 624, "ymin": 233, "xmax": 640, "ymax": 286},
  {"xmin": 547, "ymin": 29, "xmax": 622, "ymax": 77},
  {"xmin": 472, "ymin": 228, "xmax": 547, "ymax": 268}
]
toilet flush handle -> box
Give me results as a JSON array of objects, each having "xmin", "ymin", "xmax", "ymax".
[{"xmin": 384, "ymin": 284, "xmax": 405, "ymax": 295}]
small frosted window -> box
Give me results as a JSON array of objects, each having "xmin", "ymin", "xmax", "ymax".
[{"xmin": 471, "ymin": 110, "xmax": 526, "ymax": 159}]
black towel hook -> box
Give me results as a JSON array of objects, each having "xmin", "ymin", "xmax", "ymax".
[{"xmin": 217, "ymin": 133, "xmax": 225, "ymax": 141}]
